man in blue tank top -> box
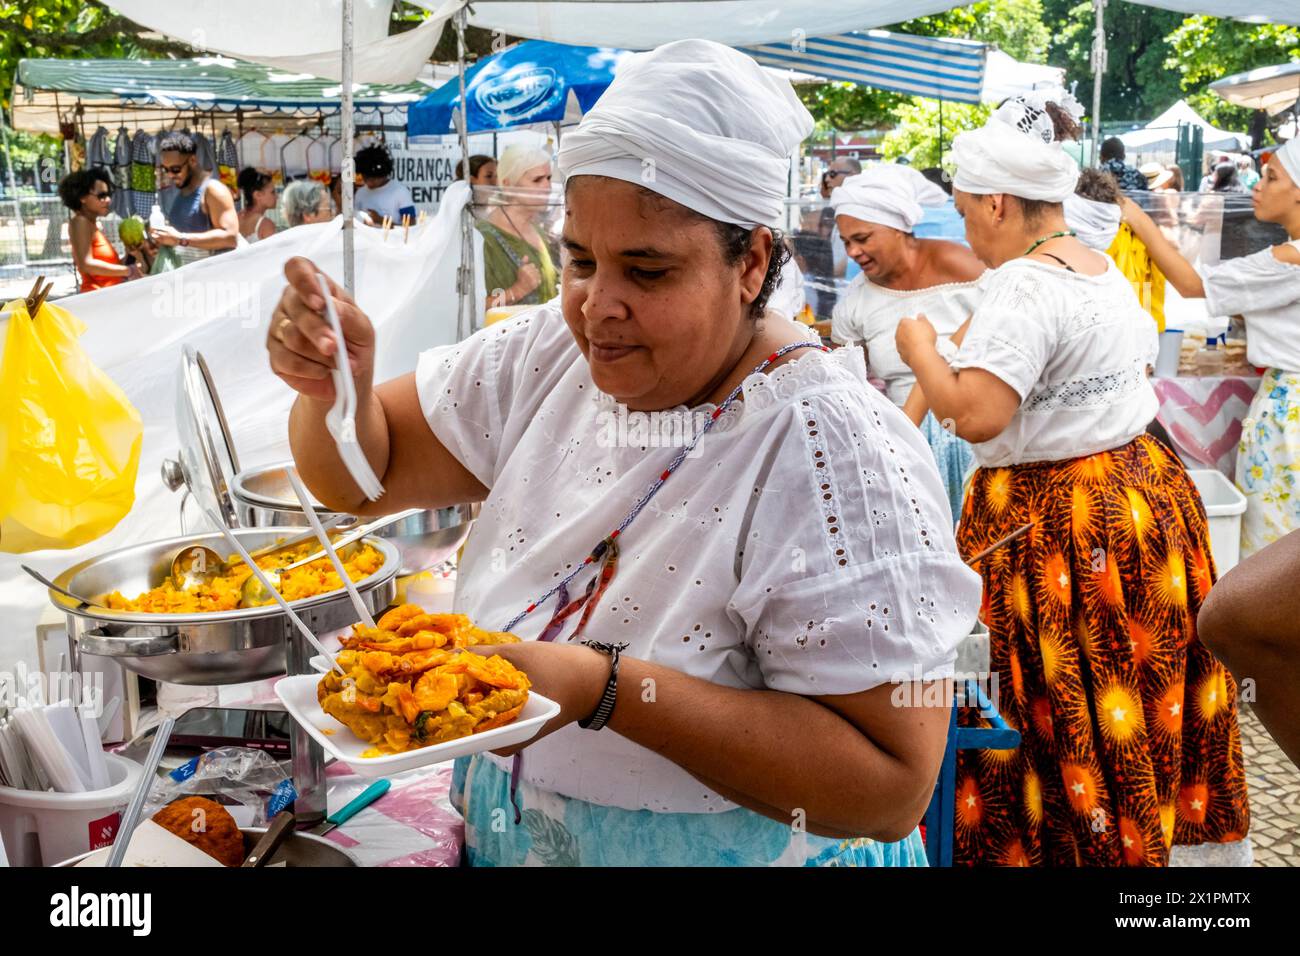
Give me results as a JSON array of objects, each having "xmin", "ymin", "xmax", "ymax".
[{"xmin": 151, "ymin": 131, "xmax": 239, "ymax": 261}]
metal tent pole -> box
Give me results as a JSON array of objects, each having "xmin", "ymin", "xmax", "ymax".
[
  {"xmin": 455, "ymin": 6, "xmax": 474, "ymax": 340},
  {"xmin": 1090, "ymin": 0, "xmax": 1107, "ymax": 168},
  {"xmin": 0, "ymin": 121, "xmax": 29, "ymax": 272},
  {"xmin": 341, "ymin": 0, "xmax": 356, "ymax": 294}
]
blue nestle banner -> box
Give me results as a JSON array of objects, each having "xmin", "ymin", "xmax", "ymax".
[{"xmin": 408, "ymin": 40, "xmax": 633, "ymax": 136}]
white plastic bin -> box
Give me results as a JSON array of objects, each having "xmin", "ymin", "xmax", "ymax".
[
  {"xmin": 0, "ymin": 752, "xmax": 141, "ymax": 867},
  {"xmin": 1189, "ymin": 469, "xmax": 1247, "ymax": 574}
]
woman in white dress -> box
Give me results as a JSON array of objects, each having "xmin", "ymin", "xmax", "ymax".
[
  {"xmin": 1121, "ymin": 139, "xmax": 1300, "ymax": 559},
  {"xmin": 265, "ymin": 41, "xmax": 981, "ymax": 867},
  {"xmin": 896, "ymin": 91, "xmax": 1249, "ymax": 867},
  {"xmin": 829, "ymin": 166, "xmax": 986, "ymax": 517}
]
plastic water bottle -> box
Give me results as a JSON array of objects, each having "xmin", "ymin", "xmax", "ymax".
[{"xmin": 148, "ymin": 203, "xmax": 165, "ymax": 231}]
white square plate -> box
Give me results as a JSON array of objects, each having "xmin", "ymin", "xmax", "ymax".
[{"xmin": 274, "ymin": 674, "xmax": 559, "ymax": 778}]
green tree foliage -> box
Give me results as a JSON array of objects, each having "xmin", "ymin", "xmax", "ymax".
[
  {"xmin": 907, "ymin": 0, "xmax": 1051, "ymax": 62},
  {"xmin": 1040, "ymin": 0, "xmax": 1183, "ymax": 124},
  {"xmin": 1, "ymin": 1, "xmax": 190, "ymax": 107},
  {"xmin": 1165, "ymin": 17, "xmax": 1300, "ymax": 131},
  {"xmin": 881, "ymin": 99, "xmax": 990, "ymax": 169}
]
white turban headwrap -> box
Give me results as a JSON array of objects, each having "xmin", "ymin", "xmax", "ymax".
[
  {"xmin": 829, "ymin": 165, "xmax": 949, "ymax": 233},
  {"xmin": 1274, "ymin": 137, "xmax": 1300, "ymax": 188},
  {"xmin": 497, "ymin": 144, "xmax": 552, "ymax": 188},
  {"xmin": 1064, "ymin": 193, "xmax": 1121, "ymax": 251},
  {"xmin": 952, "ymin": 91, "xmax": 1083, "ymax": 203},
  {"xmin": 557, "ymin": 39, "xmax": 813, "ymax": 229}
]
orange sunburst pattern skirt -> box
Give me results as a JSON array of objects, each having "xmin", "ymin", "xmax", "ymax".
[{"xmin": 954, "ymin": 434, "xmax": 1249, "ymax": 866}]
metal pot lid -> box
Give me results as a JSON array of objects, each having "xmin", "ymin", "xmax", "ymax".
[
  {"xmin": 174, "ymin": 345, "xmax": 242, "ymax": 529},
  {"xmin": 232, "ymin": 461, "xmax": 333, "ymax": 514}
]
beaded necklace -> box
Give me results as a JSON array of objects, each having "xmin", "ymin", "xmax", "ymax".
[{"xmin": 1022, "ymin": 229, "xmax": 1076, "ymax": 257}]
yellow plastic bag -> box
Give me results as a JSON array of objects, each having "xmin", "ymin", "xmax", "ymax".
[
  {"xmin": 1107, "ymin": 223, "xmax": 1167, "ymax": 332},
  {"xmin": 0, "ymin": 297, "xmax": 143, "ymax": 552}
]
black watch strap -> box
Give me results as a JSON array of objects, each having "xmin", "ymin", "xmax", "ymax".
[{"xmin": 578, "ymin": 640, "xmax": 627, "ymax": 731}]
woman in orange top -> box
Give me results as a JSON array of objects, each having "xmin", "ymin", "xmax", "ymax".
[{"xmin": 60, "ymin": 167, "xmax": 134, "ymax": 292}]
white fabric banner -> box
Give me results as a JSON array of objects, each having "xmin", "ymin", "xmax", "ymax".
[
  {"xmin": 106, "ymin": 0, "xmax": 459, "ymax": 84},
  {"xmin": 0, "ymin": 184, "xmax": 475, "ymax": 672}
]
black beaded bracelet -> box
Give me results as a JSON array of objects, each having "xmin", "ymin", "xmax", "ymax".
[{"xmin": 578, "ymin": 640, "xmax": 628, "ymax": 731}]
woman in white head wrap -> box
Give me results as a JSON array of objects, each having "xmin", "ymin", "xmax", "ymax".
[
  {"xmin": 1123, "ymin": 136, "xmax": 1300, "ymax": 561},
  {"xmin": 477, "ymin": 143, "xmax": 558, "ymax": 309},
  {"xmin": 266, "ymin": 38, "xmax": 981, "ymax": 868},
  {"xmin": 828, "ymin": 164, "xmax": 986, "ymax": 517},
  {"xmin": 895, "ymin": 91, "xmax": 1250, "ymax": 868}
]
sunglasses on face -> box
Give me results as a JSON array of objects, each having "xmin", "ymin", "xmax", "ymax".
[
  {"xmin": 161, "ymin": 163, "xmax": 187, "ymax": 174},
  {"xmin": 91, "ymin": 187, "xmax": 113, "ymax": 198}
]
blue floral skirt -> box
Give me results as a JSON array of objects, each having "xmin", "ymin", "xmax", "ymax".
[
  {"xmin": 1236, "ymin": 369, "xmax": 1300, "ymax": 559},
  {"xmin": 920, "ymin": 411, "xmax": 975, "ymax": 523},
  {"xmin": 450, "ymin": 755, "xmax": 928, "ymax": 867}
]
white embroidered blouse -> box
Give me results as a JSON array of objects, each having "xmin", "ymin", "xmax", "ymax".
[
  {"xmin": 414, "ymin": 304, "xmax": 982, "ymax": 813},
  {"xmin": 949, "ymin": 258, "xmax": 1160, "ymax": 468},
  {"xmin": 1201, "ymin": 241, "xmax": 1300, "ymax": 372},
  {"xmin": 831, "ymin": 275, "xmax": 985, "ymax": 406}
]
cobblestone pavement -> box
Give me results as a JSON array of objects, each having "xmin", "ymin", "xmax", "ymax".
[{"xmin": 1240, "ymin": 704, "xmax": 1300, "ymax": 867}]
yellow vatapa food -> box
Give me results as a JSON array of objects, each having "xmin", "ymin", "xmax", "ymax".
[
  {"xmin": 317, "ymin": 603, "xmax": 529, "ymax": 755},
  {"xmin": 104, "ymin": 541, "xmax": 384, "ymax": 613}
]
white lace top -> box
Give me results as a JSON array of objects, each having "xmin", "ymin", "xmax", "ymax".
[
  {"xmin": 949, "ymin": 259, "xmax": 1159, "ymax": 468},
  {"xmin": 831, "ymin": 275, "xmax": 984, "ymax": 406},
  {"xmin": 414, "ymin": 304, "xmax": 982, "ymax": 813},
  {"xmin": 1201, "ymin": 241, "xmax": 1300, "ymax": 372}
]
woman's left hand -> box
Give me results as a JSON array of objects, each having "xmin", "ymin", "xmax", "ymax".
[
  {"xmin": 895, "ymin": 313, "xmax": 937, "ymax": 366},
  {"xmin": 467, "ymin": 640, "xmax": 612, "ymax": 755}
]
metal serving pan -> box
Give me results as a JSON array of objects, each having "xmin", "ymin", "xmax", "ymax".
[
  {"xmin": 49, "ymin": 528, "xmax": 399, "ymax": 686},
  {"xmin": 229, "ymin": 461, "xmax": 477, "ymax": 576}
]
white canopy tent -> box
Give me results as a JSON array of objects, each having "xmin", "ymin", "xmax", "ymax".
[
  {"xmin": 1209, "ymin": 62, "xmax": 1300, "ymax": 115},
  {"xmin": 981, "ymin": 50, "xmax": 1066, "ymax": 105},
  {"xmin": 1118, "ymin": 99, "xmax": 1250, "ymax": 154}
]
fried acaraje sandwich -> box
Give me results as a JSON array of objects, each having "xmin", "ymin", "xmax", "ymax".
[{"xmin": 317, "ymin": 604, "xmax": 530, "ymax": 756}]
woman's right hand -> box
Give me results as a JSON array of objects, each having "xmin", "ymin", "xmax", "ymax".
[
  {"xmin": 267, "ymin": 256, "xmax": 375, "ymax": 404},
  {"xmin": 513, "ymin": 260, "xmax": 542, "ymax": 298}
]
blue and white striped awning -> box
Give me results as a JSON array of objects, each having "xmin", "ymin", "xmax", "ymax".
[{"xmin": 746, "ymin": 30, "xmax": 988, "ymax": 104}]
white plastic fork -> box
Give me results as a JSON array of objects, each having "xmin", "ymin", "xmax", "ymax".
[
  {"xmin": 317, "ymin": 273, "xmax": 384, "ymax": 501},
  {"xmin": 287, "ymin": 467, "xmax": 377, "ymax": 630}
]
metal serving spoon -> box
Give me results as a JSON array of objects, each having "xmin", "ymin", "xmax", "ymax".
[
  {"xmin": 169, "ymin": 517, "xmax": 349, "ymax": 595},
  {"xmin": 21, "ymin": 564, "xmax": 110, "ymax": 610}
]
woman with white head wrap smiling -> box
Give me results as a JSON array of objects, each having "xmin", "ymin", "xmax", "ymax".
[
  {"xmin": 1122, "ymin": 138, "xmax": 1300, "ymax": 561},
  {"xmin": 895, "ymin": 91, "xmax": 1249, "ymax": 867},
  {"xmin": 265, "ymin": 39, "xmax": 981, "ymax": 867},
  {"xmin": 829, "ymin": 164, "xmax": 987, "ymax": 517}
]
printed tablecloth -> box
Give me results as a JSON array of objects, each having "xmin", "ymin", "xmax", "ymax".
[
  {"xmin": 1152, "ymin": 375, "xmax": 1261, "ymax": 479},
  {"xmin": 321, "ymin": 760, "xmax": 463, "ymax": 867}
]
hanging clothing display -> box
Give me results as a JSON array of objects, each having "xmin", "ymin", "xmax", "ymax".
[
  {"xmin": 217, "ymin": 130, "xmax": 239, "ymax": 193},
  {"xmin": 129, "ymin": 130, "xmax": 159, "ymax": 219},
  {"xmin": 111, "ymin": 125, "xmax": 132, "ymax": 218},
  {"xmin": 194, "ymin": 131, "xmax": 216, "ymax": 172},
  {"xmin": 87, "ymin": 126, "xmax": 111, "ymax": 168}
]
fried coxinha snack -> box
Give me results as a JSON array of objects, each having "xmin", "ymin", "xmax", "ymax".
[{"xmin": 318, "ymin": 604, "xmax": 530, "ymax": 755}]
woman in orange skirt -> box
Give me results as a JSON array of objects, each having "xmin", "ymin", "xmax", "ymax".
[{"xmin": 896, "ymin": 92, "xmax": 1249, "ymax": 866}]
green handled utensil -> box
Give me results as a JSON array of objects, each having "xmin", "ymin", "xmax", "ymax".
[{"xmin": 308, "ymin": 779, "xmax": 391, "ymax": 836}]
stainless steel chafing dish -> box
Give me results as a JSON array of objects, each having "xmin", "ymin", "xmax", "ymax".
[
  {"xmin": 228, "ymin": 462, "xmax": 477, "ymax": 576},
  {"xmin": 160, "ymin": 346, "xmax": 476, "ymax": 576},
  {"xmin": 52, "ymin": 528, "xmax": 400, "ymax": 686}
]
